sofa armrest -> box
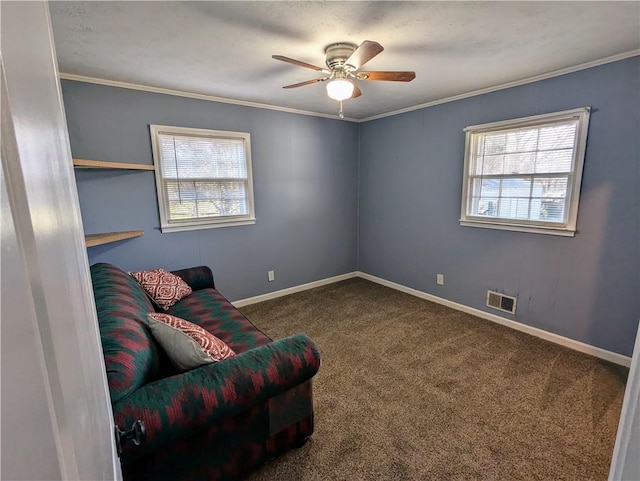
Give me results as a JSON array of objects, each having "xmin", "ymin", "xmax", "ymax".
[
  {"xmin": 113, "ymin": 333, "xmax": 320, "ymax": 462},
  {"xmin": 171, "ymin": 265, "xmax": 215, "ymax": 290}
]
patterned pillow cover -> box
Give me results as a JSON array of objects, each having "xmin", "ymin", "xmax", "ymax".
[
  {"xmin": 130, "ymin": 268, "xmax": 192, "ymax": 310},
  {"xmin": 147, "ymin": 313, "xmax": 236, "ymax": 370}
]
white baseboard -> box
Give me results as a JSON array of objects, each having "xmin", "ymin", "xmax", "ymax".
[
  {"xmin": 232, "ymin": 272, "xmax": 358, "ymax": 308},
  {"xmin": 357, "ymin": 271, "xmax": 632, "ymax": 367},
  {"xmin": 232, "ymin": 269, "xmax": 631, "ymax": 367}
]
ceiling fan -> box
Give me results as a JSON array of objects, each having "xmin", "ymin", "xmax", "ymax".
[{"xmin": 273, "ymin": 40, "xmax": 416, "ymax": 118}]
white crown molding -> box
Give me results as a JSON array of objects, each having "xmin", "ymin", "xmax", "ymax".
[
  {"xmin": 357, "ymin": 271, "xmax": 632, "ymax": 367},
  {"xmin": 60, "ymin": 49, "xmax": 639, "ymax": 124},
  {"xmin": 360, "ymin": 49, "xmax": 640, "ymax": 122},
  {"xmin": 58, "ymin": 73, "xmax": 360, "ymax": 123}
]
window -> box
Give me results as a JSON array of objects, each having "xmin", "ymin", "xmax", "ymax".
[
  {"xmin": 460, "ymin": 107, "xmax": 590, "ymax": 236},
  {"xmin": 150, "ymin": 125, "xmax": 255, "ymax": 232}
]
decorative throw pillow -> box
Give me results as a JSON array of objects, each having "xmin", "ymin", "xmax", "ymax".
[
  {"xmin": 147, "ymin": 313, "xmax": 235, "ymax": 370},
  {"xmin": 130, "ymin": 268, "xmax": 192, "ymax": 310}
]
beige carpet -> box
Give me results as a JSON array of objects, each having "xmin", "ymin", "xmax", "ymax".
[{"xmin": 241, "ymin": 278, "xmax": 628, "ymax": 481}]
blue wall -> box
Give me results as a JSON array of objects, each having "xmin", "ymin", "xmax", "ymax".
[
  {"xmin": 63, "ymin": 81, "xmax": 359, "ymax": 301},
  {"xmin": 63, "ymin": 57, "xmax": 639, "ymax": 356},
  {"xmin": 358, "ymin": 57, "xmax": 640, "ymax": 356}
]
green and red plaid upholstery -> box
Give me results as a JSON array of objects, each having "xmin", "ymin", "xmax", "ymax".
[
  {"xmin": 167, "ymin": 289, "xmax": 272, "ymax": 353},
  {"xmin": 90, "ymin": 263, "xmax": 319, "ymax": 481},
  {"xmin": 114, "ymin": 335, "xmax": 319, "ymax": 461},
  {"xmin": 171, "ymin": 265, "xmax": 215, "ymax": 291},
  {"xmin": 124, "ymin": 407, "xmax": 314, "ymax": 481},
  {"xmin": 91, "ymin": 263, "xmax": 161, "ymax": 402}
]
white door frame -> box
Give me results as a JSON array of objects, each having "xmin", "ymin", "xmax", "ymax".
[
  {"xmin": 1, "ymin": 2, "xmax": 121, "ymax": 479},
  {"xmin": 609, "ymin": 320, "xmax": 640, "ymax": 480}
]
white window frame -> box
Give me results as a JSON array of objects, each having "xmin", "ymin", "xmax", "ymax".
[
  {"xmin": 150, "ymin": 124, "xmax": 256, "ymax": 233},
  {"xmin": 460, "ymin": 107, "xmax": 590, "ymax": 237}
]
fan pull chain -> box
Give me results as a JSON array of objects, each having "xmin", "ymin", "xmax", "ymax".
[{"xmin": 338, "ymin": 100, "xmax": 345, "ymax": 119}]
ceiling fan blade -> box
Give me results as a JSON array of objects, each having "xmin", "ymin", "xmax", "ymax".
[
  {"xmin": 346, "ymin": 40, "xmax": 384, "ymax": 70},
  {"xmin": 272, "ymin": 55, "xmax": 327, "ymax": 72},
  {"xmin": 349, "ymin": 81, "xmax": 362, "ymax": 99},
  {"xmin": 356, "ymin": 71, "xmax": 416, "ymax": 82},
  {"xmin": 282, "ymin": 78, "xmax": 327, "ymax": 89}
]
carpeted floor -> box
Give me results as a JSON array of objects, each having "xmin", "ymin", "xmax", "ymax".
[{"xmin": 241, "ymin": 278, "xmax": 628, "ymax": 481}]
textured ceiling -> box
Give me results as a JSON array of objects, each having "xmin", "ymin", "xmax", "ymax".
[{"xmin": 50, "ymin": 1, "xmax": 640, "ymax": 120}]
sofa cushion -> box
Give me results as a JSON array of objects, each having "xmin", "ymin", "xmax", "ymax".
[
  {"xmin": 148, "ymin": 313, "xmax": 235, "ymax": 370},
  {"xmin": 167, "ymin": 288, "xmax": 271, "ymax": 354},
  {"xmin": 130, "ymin": 268, "xmax": 192, "ymax": 310},
  {"xmin": 90, "ymin": 263, "xmax": 162, "ymax": 403}
]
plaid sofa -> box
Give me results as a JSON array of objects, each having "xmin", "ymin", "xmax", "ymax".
[{"xmin": 90, "ymin": 262, "xmax": 320, "ymax": 481}]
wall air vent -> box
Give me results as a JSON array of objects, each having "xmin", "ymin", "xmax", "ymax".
[{"xmin": 486, "ymin": 290, "xmax": 517, "ymax": 315}]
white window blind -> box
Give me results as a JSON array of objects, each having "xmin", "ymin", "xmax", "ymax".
[
  {"xmin": 150, "ymin": 125, "xmax": 255, "ymax": 232},
  {"xmin": 460, "ymin": 108, "xmax": 590, "ymax": 236}
]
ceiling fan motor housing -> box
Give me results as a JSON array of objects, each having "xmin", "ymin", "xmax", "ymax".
[
  {"xmin": 273, "ymin": 40, "xmax": 415, "ymax": 108},
  {"xmin": 325, "ymin": 43, "xmax": 357, "ymax": 70}
]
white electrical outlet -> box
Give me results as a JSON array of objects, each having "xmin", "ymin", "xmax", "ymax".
[
  {"xmin": 436, "ymin": 274, "xmax": 444, "ymax": 285},
  {"xmin": 268, "ymin": 270, "xmax": 275, "ymax": 282}
]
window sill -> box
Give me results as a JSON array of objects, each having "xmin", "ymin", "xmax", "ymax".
[
  {"xmin": 160, "ymin": 218, "xmax": 256, "ymax": 233},
  {"xmin": 459, "ymin": 219, "xmax": 575, "ymax": 237}
]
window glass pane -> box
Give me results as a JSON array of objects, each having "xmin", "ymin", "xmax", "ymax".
[
  {"xmin": 469, "ymin": 134, "xmax": 484, "ymax": 175},
  {"xmin": 503, "ymin": 152, "xmax": 536, "ymax": 174},
  {"xmin": 468, "ymin": 196, "xmax": 480, "ymax": 215},
  {"xmin": 471, "ymin": 197, "xmax": 499, "ymax": 217},
  {"xmin": 532, "ymin": 177, "xmax": 568, "ymax": 198},
  {"xmin": 481, "ymin": 155, "xmax": 504, "ymax": 175},
  {"xmin": 167, "ymin": 181, "xmax": 196, "ymax": 202},
  {"xmin": 159, "ymin": 134, "xmax": 247, "ymax": 179},
  {"xmin": 501, "ymin": 177, "xmax": 532, "ymax": 198},
  {"xmin": 537, "ymin": 123, "xmax": 576, "ymax": 151},
  {"xmin": 542, "ymin": 199, "xmax": 566, "ymax": 222},
  {"xmin": 166, "ymin": 180, "xmax": 248, "ymax": 220},
  {"xmin": 530, "ymin": 198, "xmax": 566, "ymax": 222},
  {"xmin": 498, "ymin": 198, "xmax": 530, "ymax": 219},
  {"xmin": 169, "ymin": 200, "xmax": 196, "ymax": 220},
  {"xmin": 470, "ymin": 135, "xmax": 485, "ymax": 175},
  {"xmin": 535, "ymin": 149, "xmax": 573, "ymax": 173},
  {"xmin": 468, "ymin": 175, "xmax": 570, "ymax": 224},
  {"xmin": 513, "ymin": 198, "xmax": 531, "ymax": 219},
  {"xmin": 483, "ymin": 133, "xmax": 507, "ymax": 155},
  {"xmin": 505, "ymin": 129, "xmax": 538, "ymax": 153},
  {"xmin": 195, "ymin": 181, "xmax": 248, "ymax": 216},
  {"xmin": 480, "ymin": 178, "xmax": 500, "ymax": 197}
]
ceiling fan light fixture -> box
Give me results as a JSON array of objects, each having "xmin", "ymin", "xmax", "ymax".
[
  {"xmin": 326, "ymin": 79, "xmax": 354, "ymax": 101},
  {"xmin": 274, "ymin": 40, "xmax": 415, "ymax": 113}
]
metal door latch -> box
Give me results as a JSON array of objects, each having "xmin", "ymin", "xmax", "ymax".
[{"xmin": 115, "ymin": 420, "xmax": 145, "ymax": 456}]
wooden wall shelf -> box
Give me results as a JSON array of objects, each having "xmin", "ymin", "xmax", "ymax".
[
  {"xmin": 73, "ymin": 158, "xmax": 155, "ymax": 171},
  {"xmin": 85, "ymin": 230, "xmax": 144, "ymax": 248},
  {"xmin": 74, "ymin": 158, "xmax": 150, "ymax": 248}
]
